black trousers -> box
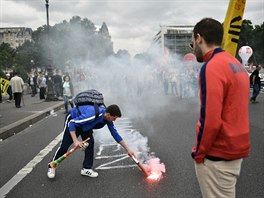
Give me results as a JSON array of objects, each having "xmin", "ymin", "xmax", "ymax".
[
  {"xmin": 13, "ymin": 92, "xmax": 22, "ymax": 107},
  {"xmin": 7, "ymin": 86, "xmax": 13, "ymax": 100},
  {"xmin": 51, "ymin": 114, "xmax": 95, "ymax": 169},
  {"xmin": 39, "ymin": 87, "xmax": 46, "ymax": 99}
]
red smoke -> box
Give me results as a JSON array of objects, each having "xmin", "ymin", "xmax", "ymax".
[{"xmin": 145, "ymin": 158, "xmax": 166, "ymax": 181}]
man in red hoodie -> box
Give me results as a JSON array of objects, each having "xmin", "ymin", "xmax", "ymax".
[{"xmin": 190, "ymin": 18, "xmax": 250, "ymax": 198}]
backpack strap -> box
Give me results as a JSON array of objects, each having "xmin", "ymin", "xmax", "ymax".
[
  {"xmin": 76, "ymin": 105, "xmax": 81, "ymax": 115},
  {"xmin": 94, "ymin": 103, "xmax": 99, "ymax": 119},
  {"xmin": 76, "ymin": 103, "xmax": 100, "ymax": 119}
]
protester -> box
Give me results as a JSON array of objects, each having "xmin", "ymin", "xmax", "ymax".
[
  {"xmin": 62, "ymin": 75, "xmax": 74, "ymax": 114},
  {"xmin": 37, "ymin": 72, "xmax": 47, "ymax": 100},
  {"xmin": 53, "ymin": 69, "xmax": 63, "ymax": 98},
  {"xmin": 250, "ymin": 65, "xmax": 262, "ymax": 103},
  {"xmin": 28, "ymin": 72, "xmax": 37, "ymax": 97},
  {"xmin": 162, "ymin": 70, "xmax": 169, "ymax": 95},
  {"xmin": 169, "ymin": 71, "xmax": 177, "ymax": 95},
  {"xmin": 47, "ymin": 104, "xmax": 135, "ymax": 179},
  {"xmin": 10, "ymin": 72, "xmax": 24, "ymax": 108},
  {"xmin": 6, "ymin": 73, "xmax": 13, "ymax": 102},
  {"xmin": 190, "ymin": 18, "xmax": 250, "ymax": 198}
]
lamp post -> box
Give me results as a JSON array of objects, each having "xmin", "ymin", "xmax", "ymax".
[{"xmin": 45, "ymin": 0, "xmax": 57, "ymax": 101}]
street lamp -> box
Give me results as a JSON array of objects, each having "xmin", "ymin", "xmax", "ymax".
[{"xmin": 45, "ymin": 0, "xmax": 57, "ymax": 101}]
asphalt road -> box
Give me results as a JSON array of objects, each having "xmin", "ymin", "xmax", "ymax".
[{"xmin": 0, "ymin": 93, "xmax": 263, "ymax": 198}]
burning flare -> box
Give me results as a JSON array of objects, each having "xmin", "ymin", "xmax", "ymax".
[{"xmin": 146, "ymin": 158, "xmax": 166, "ymax": 180}]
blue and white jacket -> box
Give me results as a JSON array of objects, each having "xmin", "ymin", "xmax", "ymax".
[{"xmin": 68, "ymin": 105, "xmax": 123, "ymax": 143}]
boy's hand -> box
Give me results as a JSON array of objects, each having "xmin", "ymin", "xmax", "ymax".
[{"xmin": 127, "ymin": 150, "xmax": 136, "ymax": 158}]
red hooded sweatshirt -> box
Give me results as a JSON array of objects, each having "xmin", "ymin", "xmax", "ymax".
[{"xmin": 192, "ymin": 48, "xmax": 250, "ymax": 163}]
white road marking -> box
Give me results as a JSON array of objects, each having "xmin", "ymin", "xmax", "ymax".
[
  {"xmin": 0, "ymin": 132, "xmax": 63, "ymax": 198},
  {"xmin": 96, "ymin": 154, "xmax": 137, "ymax": 170},
  {"xmin": 96, "ymin": 154, "xmax": 127, "ymax": 159},
  {"xmin": 96, "ymin": 143, "xmax": 120, "ymax": 156},
  {"xmin": 97, "ymin": 165, "xmax": 137, "ymax": 170}
]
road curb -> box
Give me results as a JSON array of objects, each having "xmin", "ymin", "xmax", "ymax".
[{"xmin": 0, "ymin": 102, "xmax": 64, "ymax": 140}]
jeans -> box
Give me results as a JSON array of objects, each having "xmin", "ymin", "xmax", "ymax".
[
  {"xmin": 30, "ymin": 85, "xmax": 37, "ymax": 96},
  {"xmin": 63, "ymin": 95, "xmax": 72, "ymax": 113},
  {"xmin": 251, "ymin": 84, "xmax": 260, "ymax": 101}
]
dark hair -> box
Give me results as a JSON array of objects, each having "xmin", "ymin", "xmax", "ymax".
[
  {"xmin": 13, "ymin": 71, "xmax": 18, "ymax": 76},
  {"xmin": 106, "ymin": 104, "xmax": 122, "ymax": 117},
  {"xmin": 63, "ymin": 75, "xmax": 71, "ymax": 81},
  {"xmin": 193, "ymin": 18, "xmax": 223, "ymax": 46}
]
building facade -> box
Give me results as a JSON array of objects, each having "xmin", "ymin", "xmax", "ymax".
[
  {"xmin": 0, "ymin": 27, "xmax": 33, "ymax": 48},
  {"xmin": 152, "ymin": 25, "xmax": 194, "ymax": 55}
]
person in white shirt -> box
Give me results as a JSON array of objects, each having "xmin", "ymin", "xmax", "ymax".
[
  {"xmin": 37, "ymin": 72, "xmax": 47, "ymax": 100},
  {"xmin": 63, "ymin": 75, "xmax": 74, "ymax": 114},
  {"xmin": 10, "ymin": 72, "xmax": 24, "ymax": 108}
]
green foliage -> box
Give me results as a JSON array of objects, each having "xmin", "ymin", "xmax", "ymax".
[
  {"xmin": 31, "ymin": 16, "xmax": 114, "ymax": 68},
  {"xmin": 238, "ymin": 20, "xmax": 264, "ymax": 64},
  {"xmin": 0, "ymin": 43, "xmax": 15, "ymax": 71},
  {"xmin": 251, "ymin": 23, "xmax": 264, "ymax": 64},
  {"xmin": 0, "ymin": 16, "xmax": 115, "ymax": 78}
]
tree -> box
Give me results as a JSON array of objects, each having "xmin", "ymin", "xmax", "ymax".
[
  {"xmin": 251, "ymin": 22, "xmax": 264, "ymax": 64},
  {"xmin": 0, "ymin": 43, "xmax": 15, "ymax": 72},
  {"xmin": 47, "ymin": 16, "xmax": 113, "ymax": 67},
  {"xmin": 13, "ymin": 41, "xmax": 41, "ymax": 79},
  {"xmin": 238, "ymin": 20, "xmax": 254, "ymax": 47},
  {"xmin": 238, "ymin": 20, "xmax": 264, "ymax": 64}
]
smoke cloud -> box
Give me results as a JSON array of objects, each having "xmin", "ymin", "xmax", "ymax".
[
  {"xmin": 64, "ymin": 44, "xmax": 201, "ymax": 170},
  {"xmin": 48, "ymin": 19, "xmax": 201, "ymax": 170}
]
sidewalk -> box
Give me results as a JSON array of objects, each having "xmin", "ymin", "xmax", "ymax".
[{"xmin": 0, "ymin": 93, "xmax": 64, "ymax": 140}]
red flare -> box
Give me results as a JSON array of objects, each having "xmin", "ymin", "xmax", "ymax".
[
  {"xmin": 146, "ymin": 158, "xmax": 166, "ymax": 180},
  {"xmin": 129, "ymin": 155, "xmax": 150, "ymax": 177}
]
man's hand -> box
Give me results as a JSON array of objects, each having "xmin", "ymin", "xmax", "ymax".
[
  {"xmin": 70, "ymin": 131, "xmax": 88, "ymax": 150},
  {"xmin": 127, "ymin": 149, "xmax": 136, "ymax": 158},
  {"xmin": 73, "ymin": 139, "xmax": 88, "ymax": 150}
]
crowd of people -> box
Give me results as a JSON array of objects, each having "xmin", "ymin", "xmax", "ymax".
[
  {"xmin": 0, "ymin": 58, "xmax": 262, "ymax": 111},
  {"xmin": 0, "ymin": 69, "xmax": 74, "ymax": 114}
]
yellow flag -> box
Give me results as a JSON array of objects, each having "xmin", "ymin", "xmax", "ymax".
[
  {"xmin": 0, "ymin": 78, "xmax": 10, "ymax": 96},
  {"xmin": 222, "ymin": 0, "xmax": 247, "ymax": 56}
]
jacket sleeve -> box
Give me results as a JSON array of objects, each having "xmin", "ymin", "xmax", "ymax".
[
  {"xmin": 107, "ymin": 122, "xmax": 123, "ymax": 143},
  {"xmin": 21, "ymin": 78, "xmax": 24, "ymax": 88},
  {"xmin": 192, "ymin": 63, "xmax": 224, "ymax": 163}
]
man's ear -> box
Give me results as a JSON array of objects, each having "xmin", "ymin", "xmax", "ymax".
[{"xmin": 196, "ymin": 33, "xmax": 203, "ymax": 44}]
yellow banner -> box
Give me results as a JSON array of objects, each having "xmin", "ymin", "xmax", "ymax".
[
  {"xmin": 0, "ymin": 78, "xmax": 10, "ymax": 96},
  {"xmin": 222, "ymin": 0, "xmax": 246, "ymax": 56}
]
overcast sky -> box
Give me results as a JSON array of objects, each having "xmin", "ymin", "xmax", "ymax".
[{"xmin": 0, "ymin": 0, "xmax": 263, "ymax": 56}]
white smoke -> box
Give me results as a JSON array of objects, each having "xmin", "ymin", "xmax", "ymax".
[{"xmin": 64, "ymin": 45, "xmax": 201, "ymax": 168}]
